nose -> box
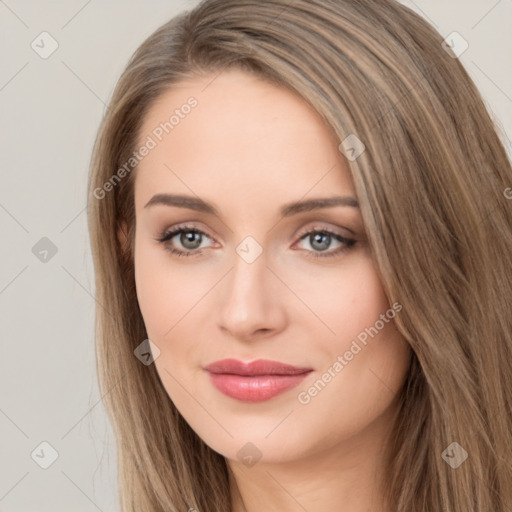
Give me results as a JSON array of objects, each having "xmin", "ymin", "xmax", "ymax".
[{"xmin": 217, "ymin": 246, "xmax": 288, "ymax": 342}]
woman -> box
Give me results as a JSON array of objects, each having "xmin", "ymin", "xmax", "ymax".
[{"xmin": 87, "ymin": 0, "xmax": 512, "ymax": 510}]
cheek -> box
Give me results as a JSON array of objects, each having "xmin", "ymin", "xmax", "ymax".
[
  {"xmin": 134, "ymin": 241, "xmax": 205, "ymax": 341},
  {"xmin": 134, "ymin": 251, "xmax": 169, "ymax": 339},
  {"xmin": 343, "ymin": 260, "xmax": 395, "ymax": 341},
  {"xmin": 326, "ymin": 258, "xmax": 408, "ymax": 394},
  {"xmin": 285, "ymin": 253, "xmax": 393, "ymax": 346},
  {"xmin": 291, "ymin": 257, "xmax": 410, "ymax": 428}
]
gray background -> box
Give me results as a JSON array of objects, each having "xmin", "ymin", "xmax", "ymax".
[{"xmin": 1, "ymin": 1, "xmax": 511, "ymax": 511}]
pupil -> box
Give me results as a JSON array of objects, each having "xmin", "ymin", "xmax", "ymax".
[
  {"xmin": 182, "ymin": 231, "xmax": 201, "ymax": 249},
  {"xmin": 312, "ymin": 232, "xmax": 330, "ymax": 251}
]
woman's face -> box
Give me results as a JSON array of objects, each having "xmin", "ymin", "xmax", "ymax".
[{"xmin": 130, "ymin": 68, "xmax": 411, "ymax": 465}]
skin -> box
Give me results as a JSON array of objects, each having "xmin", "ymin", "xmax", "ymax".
[{"xmin": 124, "ymin": 68, "xmax": 411, "ymax": 512}]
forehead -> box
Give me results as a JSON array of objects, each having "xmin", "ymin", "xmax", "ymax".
[{"xmin": 134, "ymin": 69, "xmax": 355, "ymax": 213}]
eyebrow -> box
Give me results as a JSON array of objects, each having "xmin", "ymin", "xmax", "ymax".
[{"xmin": 144, "ymin": 193, "xmax": 359, "ymax": 216}]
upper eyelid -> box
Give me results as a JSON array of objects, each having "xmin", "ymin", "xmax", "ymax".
[
  {"xmin": 295, "ymin": 224, "xmax": 349, "ymax": 239},
  {"xmin": 161, "ymin": 223, "xmax": 214, "ymax": 241}
]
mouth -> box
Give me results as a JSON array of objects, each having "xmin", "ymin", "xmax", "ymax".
[
  {"xmin": 203, "ymin": 358, "xmax": 313, "ymax": 376},
  {"xmin": 203, "ymin": 359, "xmax": 313, "ymax": 402}
]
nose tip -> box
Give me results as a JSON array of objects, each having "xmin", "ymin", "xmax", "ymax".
[{"xmin": 216, "ymin": 249, "xmax": 287, "ymax": 342}]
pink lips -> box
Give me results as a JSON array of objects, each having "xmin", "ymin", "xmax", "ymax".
[{"xmin": 203, "ymin": 359, "xmax": 313, "ymax": 402}]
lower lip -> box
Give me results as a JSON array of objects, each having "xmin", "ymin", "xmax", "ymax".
[{"xmin": 206, "ymin": 371, "xmax": 311, "ymax": 402}]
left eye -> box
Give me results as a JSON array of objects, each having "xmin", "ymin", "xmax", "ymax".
[{"xmin": 293, "ymin": 229, "xmax": 356, "ymax": 258}]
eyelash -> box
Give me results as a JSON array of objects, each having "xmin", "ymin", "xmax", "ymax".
[{"xmin": 155, "ymin": 223, "xmax": 356, "ymax": 260}]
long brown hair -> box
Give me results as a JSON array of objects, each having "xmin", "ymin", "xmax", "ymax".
[{"xmin": 87, "ymin": 0, "xmax": 512, "ymax": 510}]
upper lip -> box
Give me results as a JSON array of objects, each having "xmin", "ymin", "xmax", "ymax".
[{"xmin": 204, "ymin": 358, "xmax": 313, "ymax": 376}]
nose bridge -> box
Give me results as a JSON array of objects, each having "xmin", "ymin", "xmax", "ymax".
[
  {"xmin": 226, "ymin": 240, "xmax": 269, "ymax": 310},
  {"xmin": 217, "ymin": 237, "xmax": 285, "ymax": 338}
]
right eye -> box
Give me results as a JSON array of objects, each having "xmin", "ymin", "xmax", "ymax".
[{"xmin": 156, "ymin": 224, "xmax": 216, "ymax": 258}]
